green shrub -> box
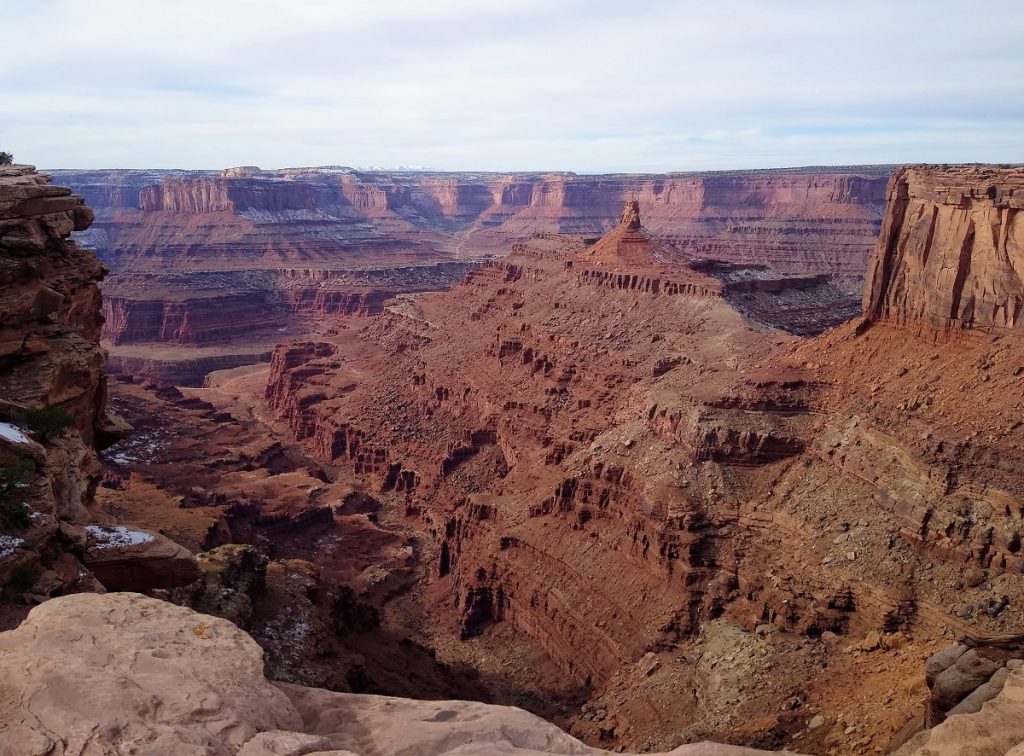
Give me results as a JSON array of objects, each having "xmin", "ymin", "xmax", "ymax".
[
  {"xmin": 6, "ymin": 560, "xmax": 41, "ymax": 593},
  {"xmin": 0, "ymin": 152, "xmax": 12, "ymax": 166},
  {"xmin": 18, "ymin": 405, "xmax": 74, "ymax": 442},
  {"xmin": 0, "ymin": 459, "xmax": 35, "ymax": 528}
]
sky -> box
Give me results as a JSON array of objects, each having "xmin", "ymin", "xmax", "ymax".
[{"xmin": 2, "ymin": 0, "xmax": 1023, "ymax": 172}]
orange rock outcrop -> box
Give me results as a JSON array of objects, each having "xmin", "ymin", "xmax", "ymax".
[
  {"xmin": 49, "ymin": 166, "xmax": 889, "ymax": 385},
  {"xmin": 9, "ymin": 164, "xmax": 1019, "ymax": 754},
  {"xmin": 863, "ymin": 165, "xmax": 1024, "ymax": 336}
]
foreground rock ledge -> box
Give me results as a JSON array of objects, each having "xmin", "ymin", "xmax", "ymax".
[{"xmin": 0, "ymin": 593, "xmax": 777, "ymax": 755}]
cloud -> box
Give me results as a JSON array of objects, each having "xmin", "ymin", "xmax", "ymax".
[{"xmin": 1, "ymin": 0, "xmax": 1021, "ymax": 170}]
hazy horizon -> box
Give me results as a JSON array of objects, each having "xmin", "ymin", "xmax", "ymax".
[{"xmin": 4, "ymin": 0, "xmax": 1023, "ymax": 172}]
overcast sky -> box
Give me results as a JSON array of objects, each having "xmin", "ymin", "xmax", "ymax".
[{"xmin": 3, "ymin": 0, "xmax": 1022, "ymax": 172}]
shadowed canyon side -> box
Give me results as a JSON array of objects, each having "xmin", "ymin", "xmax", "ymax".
[
  {"xmin": 262, "ymin": 169, "xmax": 1024, "ymax": 753},
  {"xmin": 50, "ymin": 166, "xmax": 889, "ymax": 384},
  {"xmin": 0, "ymin": 166, "xmax": 199, "ymax": 627}
]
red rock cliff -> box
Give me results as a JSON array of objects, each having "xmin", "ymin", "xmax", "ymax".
[
  {"xmin": 0, "ymin": 166, "xmax": 109, "ymax": 621},
  {"xmin": 140, "ymin": 176, "xmax": 322, "ymax": 213},
  {"xmin": 863, "ymin": 165, "xmax": 1024, "ymax": 335},
  {"xmin": 55, "ymin": 166, "xmax": 889, "ymax": 282}
]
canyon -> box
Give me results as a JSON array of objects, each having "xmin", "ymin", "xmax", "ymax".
[
  {"xmin": 1, "ymin": 163, "xmax": 1022, "ymax": 756},
  {"xmin": 253, "ymin": 166, "xmax": 1024, "ymax": 753},
  {"xmin": 51, "ymin": 166, "xmax": 889, "ymax": 383}
]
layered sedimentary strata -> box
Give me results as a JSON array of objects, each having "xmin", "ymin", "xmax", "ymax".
[
  {"xmin": 0, "ymin": 165, "xmax": 109, "ymax": 620},
  {"xmin": 48, "ymin": 166, "xmax": 888, "ymax": 383},
  {"xmin": 262, "ymin": 176, "xmax": 1024, "ymax": 753},
  {"xmin": 93, "ymin": 374, "xmax": 490, "ymax": 698},
  {"xmin": 101, "ymin": 263, "xmax": 477, "ymax": 346},
  {"xmin": 55, "ymin": 165, "xmax": 889, "ymax": 281},
  {"xmin": 105, "ymin": 349, "xmax": 277, "ymax": 388},
  {"xmin": 23, "ymin": 163, "xmax": 1024, "ymax": 754},
  {"xmin": 0, "ymin": 166, "xmax": 198, "ymax": 626},
  {"xmin": 259, "ymin": 205, "xmax": 858, "ymax": 749},
  {"xmin": 863, "ymin": 165, "xmax": 1024, "ymax": 336}
]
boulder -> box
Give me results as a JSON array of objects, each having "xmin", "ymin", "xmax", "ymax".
[
  {"xmin": 0, "ymin": 592, "xmax": 782, "ymax": 756},
  {"xmin": 0, "ymin": 592, "xmax": 301, "ymax": 755},
  {"xmin": 897, "ymin": 664, "xmax": 1024, "ymax": 755},
  {"xmin": 932, "ymin": 649, "xmax": 1006, "ymax": 713},
  {"xmin": 83, "ymin": 523, "xmax": 201, "ymax": 591}
]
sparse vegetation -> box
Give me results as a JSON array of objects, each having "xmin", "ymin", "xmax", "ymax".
[
  {"xmin": 0, "ymin": 151, "xmax": 12, "ymax": 165},
  {"xmin": 6, "ymin": 560, "xmax": 42, "ymax": 593},
  {"xmin": 17, "ymin": 405, "xmax": 75, "ymax": 442},
  {"xmin": 0, "ymin": 459, "xmax": 36, "ymax": 528}
]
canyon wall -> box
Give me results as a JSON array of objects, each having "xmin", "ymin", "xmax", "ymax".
[
  {"xmin": 864, "ymin": 165, "xmax": 1024, "ymax": 336},
  {"xmin": 48, "ymin": 166, "xmax": 889, "ymax": 384},
  {"xmin": 0, "ymin": 166, "xmax": 199, "ymax": 626},
  {"xmin": 0, "ymin": 170, "xmax": 792, "ymax": 756},
  {"xmin": 55, "ymin": 165, "xmax": 890, "ymax": 281},
  {"xmin": 14, "ymin": 164, "xmax": 1024, "ymax": 754},
  {"xmin": 0, "ymin": 166, "xmax": 108, "ymax": 619},
  {"xmin": 261, "ymin": 171, "xmax": 1024, "ymax": 752}
]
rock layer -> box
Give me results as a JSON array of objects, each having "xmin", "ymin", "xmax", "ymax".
[
  {"xmin": 0, "ymin": 166, "xmax": 199, "ymax": 625},
  {"xmin": 49, "ymin": 166, "xmax": 888, "ymax": 383},
  {"xmin": 863, "ymin": 165, "xmax": 1024, "ymax": 336},
  {"xmin": 56, "ymin": 166, "xmax": 889, "ymax": 282},
  {"xmin": 0, "ymin": 166, "xmax": 110, "ymax": 623}
]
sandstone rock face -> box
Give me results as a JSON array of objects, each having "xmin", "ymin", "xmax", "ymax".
[
  {"xmin": 57, "ymin": 166, "xmax": 889, "ymax": 281},
  {"xmin": 897, "ymin": 656, "xmax": 1024, "ymax": 755},
  {"xmin": 0, "ymin": 166, "xmax": 111, "ymax": 623},
  {"xmin": 0, "ymin": 167, "xmax": 202, "ymax": 622},
  {"xmin": 51, "ymin": 166, "xmax": 887, "ymax": 383},
  {"xmin": 83, "ymin": 523, "xmax": 201, "ymax": 591},
  {"xmin": 258, "ymin": 209, "xmax": 857, "ymax": 747},
  {"xmin": 0, "ymin": 592, "xmax": 303, "ymax": 755},
  {"xmin": 0, "ymin": 592, "xmax": 777, "ymax": 756},
  {"xmin": 863, "ymin": 166, "xmax": 1024, "ymax": 336},
  {"xmin": 918, "ymin": 635, "xmax": 1024, "ymax": 728},
  {"xmin": 11, "ymin": 164, "xmax": 1017, "ymax": 753},
  {"xmin": 0, "ymin": 166, "xmax": 105, "ymax": 430}
]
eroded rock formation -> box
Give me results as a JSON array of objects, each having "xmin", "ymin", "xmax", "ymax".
[
  {"xmin": 0, "ymin": 166, "xmax": 199, "ymax": 627},
  {"xmin": 863, "ymin": 165, "xmax": 1024, "ymax": 336},
  {"xmin": 50, "ymin": 166, "xmax": 888, "ymax": 384},
  {"xmin": 54, "ymin": 167, "xmax": 889, "ymax": 286},
  {"xmin": 259, "ymin": 174, "xmax": 1024, "ymax": 753},
  {"xmin": 9, "ymin": 164, "xmax": 1021, "ymax": 754}
]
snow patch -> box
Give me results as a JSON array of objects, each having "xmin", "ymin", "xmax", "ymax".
[
  {"xmin": 0, "ymin": 422, "xmax": 30, "ymax": 445},
  {"xmin": 0, "ymin": 535, "xmax": 26, "ymax": 559},
  {"xmin": 86, "ymin": 524, "xmax": 155, "ymax": 550}
]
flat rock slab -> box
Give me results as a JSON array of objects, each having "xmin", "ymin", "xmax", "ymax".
[
  {"xmin": 0, "ymin": 593, "xmax": 785, "ymax": 756},
  {"xmin": 84, "ymin": 523, "xmax": 202, "ymax": 591}
]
